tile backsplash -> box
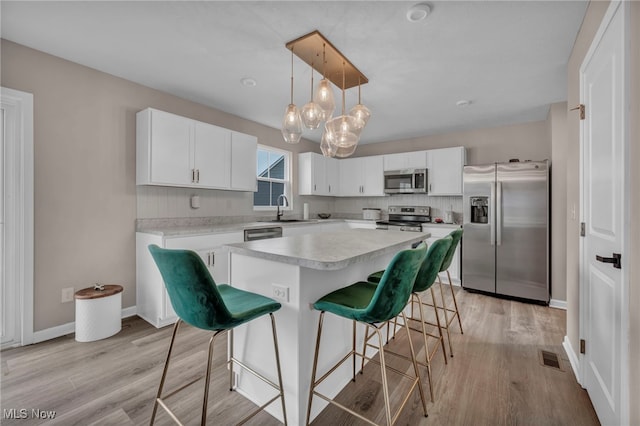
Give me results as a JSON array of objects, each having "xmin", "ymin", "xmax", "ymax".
[
  {"xmin": 137, "ymin": 185, "xmax": 461, "ymax": 224},
  {"xmin": 334, "ymin": 195, "xmax": 463, "ymax": 223}
]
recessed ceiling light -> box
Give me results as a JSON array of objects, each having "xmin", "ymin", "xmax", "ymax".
[
  {"xmin": 406, "ymin": 3, "xmax": 432, "ymax": 23},
  {"xmin": 240, "ymin": 77, "xmax": 257, "ymax": 87},
  {"xmin": 456, "ymin": 100, "xmax": 472, "ymax": 107}
]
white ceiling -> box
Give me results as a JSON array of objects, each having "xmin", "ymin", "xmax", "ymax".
[{"xmin": 1, "ymin": 1, "xmax": 588, "ymax": 144}]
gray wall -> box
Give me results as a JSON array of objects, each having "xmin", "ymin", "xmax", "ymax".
[
  {"xmin": 0, "ymin": 39, "xmax": 327, "ymax": 330},
  {"xmin": 353, "ymin": 119, "xmax": 550, "ymax": 165}
]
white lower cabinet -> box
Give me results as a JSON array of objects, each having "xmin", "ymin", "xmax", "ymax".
[
  {"xmin": 136, "ymin": 231, "xmax": 243, "ymax": 328},
  {"xmin": 422, "ymin": 226, "xmax": 462, "ymax": 285}
]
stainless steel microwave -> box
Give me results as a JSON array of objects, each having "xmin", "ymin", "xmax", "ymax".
[{"xmin": 384, "ymin": 168, "xmax": 428, "ymax": 194}]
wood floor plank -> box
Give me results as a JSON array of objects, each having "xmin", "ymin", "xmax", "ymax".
[{"xmin": 1, "ymin": 290, "xmax": 599, "ymax": 425}]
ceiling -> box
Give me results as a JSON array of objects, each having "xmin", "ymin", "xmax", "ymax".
[{"xmin": 1, "ymin": 1, "xmax": 588, "ymax": 144}]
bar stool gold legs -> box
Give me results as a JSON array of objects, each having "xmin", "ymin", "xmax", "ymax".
[
  {"xmin": 434, "ymin": 271, "xmax": 463, "ymax": 357},
  {"xmin": 150, "ymin": 314, "xmax": 287, "ymax": 426},
  {"xmin": 306, "ymin": 312, "xmax": 427, "ymax": 426},
  {"xmin": 362, "ymin": 286, "xmax": 447, "ymax": 403}
]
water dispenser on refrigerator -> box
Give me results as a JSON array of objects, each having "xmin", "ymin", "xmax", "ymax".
[{"xmin": 470, "ymin": 196, "xmax": 489, "ymax": 223}]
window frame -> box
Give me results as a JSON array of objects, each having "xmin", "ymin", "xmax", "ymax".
[{"xmin": 253, "ymin": 144, "xmax": 292, "ymax": 211}]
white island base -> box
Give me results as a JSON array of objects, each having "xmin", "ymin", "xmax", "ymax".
[{"xmin": 227, "ymin": 229, "xmax": 428, "ymax": 425}]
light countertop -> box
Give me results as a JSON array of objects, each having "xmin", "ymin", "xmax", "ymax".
[
  {"xmin": 136, "ymin": 218, "xmax": 379, "ymax": 237},
  {"xmin": 226, "ymin": 228, "xmax": 429, "ymax": 271}
]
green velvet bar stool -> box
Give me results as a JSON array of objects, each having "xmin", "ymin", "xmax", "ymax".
[
  {"xmin": 431, "ymin": 228, "xmax": 464, "ymax": 357},
  {"xmin": 148, "ymin": 245, "xmax": 287, "ymax": 426},
  {"xmin": 365, "ymin": 237, "xmax": 453, "ymax": 402},
  {"xmin": 305, "ymin": 244, "xmax": 428, "ymax": 426}
]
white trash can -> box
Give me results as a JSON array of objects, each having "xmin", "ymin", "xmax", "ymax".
[{"xmin": 75, "ymin": 285, "xmax": 123, "ymax": 342}]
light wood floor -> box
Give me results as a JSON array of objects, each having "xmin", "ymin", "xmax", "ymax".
[{"xmin": 1, "ymin": 288, "xmax": 599, "ymax": 425}]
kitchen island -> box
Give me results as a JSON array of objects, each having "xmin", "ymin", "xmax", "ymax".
[{"xmin": 226, "ymin": 229, "xmax": 429, "ymax": 425}]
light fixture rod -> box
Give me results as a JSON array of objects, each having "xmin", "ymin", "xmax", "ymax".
[
  {"xmin": 341, "ymin": 61, "xmax": 346, "ymax": 115},
  {"xmin": 290, "ymin": 49, "xmax": 294, "ymax": 104}
]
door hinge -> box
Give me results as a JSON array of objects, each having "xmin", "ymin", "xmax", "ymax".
[
  {"xmin": 580, "ymin": 222, "xmax": 585, "ymax": 237},
  {"xmin": 580, "ymin": 339, "xmax": 586, "ymax": 354},
  {"xmin": 570, "ymin": 104, "xmax": 585, "ymax": 120}
]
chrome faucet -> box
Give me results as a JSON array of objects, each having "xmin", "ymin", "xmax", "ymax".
[{"xmin": 276, "ymin": 194, "xmax": 289, "ymax": 221}]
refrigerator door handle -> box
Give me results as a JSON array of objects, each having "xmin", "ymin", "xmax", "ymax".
[
  {"xmin": 490, "ymin": 182, "xmax": 496, "ymax": 246},
  {"xmin": 496, "ymin": 181, "xmax": 502, "ymax": 246}
]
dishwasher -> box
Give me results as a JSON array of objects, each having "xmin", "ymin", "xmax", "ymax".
[{"xmin": 244, "ymin": 226, "xmax": 283, "ymax": 241}]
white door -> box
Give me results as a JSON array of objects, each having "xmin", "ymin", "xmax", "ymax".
[
  {"xmin": 580, "ymin": 2, "xmax": 628, "ymax": 425},
  {"xmin": 0, "ymin": 106, "xmax": 13, "ymax": 346},
  {"xmin": 1, "ymin": 87, "xmax": 34, "ymax": 348}
]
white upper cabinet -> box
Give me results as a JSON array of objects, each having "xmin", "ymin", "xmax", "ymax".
[
  {"xmin": 298, "ymin": 152, "xmax": 340, "ymax": 196},
  {"xmin": 136, "ymin": 108, "xmax": 257, "ymax": 191},
  {"xmin": 137, "ymin": 108, "xmax": 192, "ymax": 186},
  {"xmin": 230, "ymin": 131, "xmax": 257, "ymax": 191},
  {"xmin": 339, "ymin": 156, "xmax": 384, "ymax": 197},
  {"xmin": 325, "ymin": 157, "xmax": 340, "ymax": 196},
  {"xmin": 426, "ymin": 146, "xmax": 466, "ymax": 196},
  {"xmin": 194, "ymin": 121, "xmax": 230, "ymax": 188},
  {"xmin": 383, "ymin": 151, "xmax": 428, "ymax": 171}
]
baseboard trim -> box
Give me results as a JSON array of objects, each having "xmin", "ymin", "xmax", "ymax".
[
  {"xmin": 563, "ymin": 335, "xmax": 582, "ymax": 385},
  {"xmin": 549, "ymin": 299, "xmax": 567, "ymax": 310},
  {"xmin": 32, "ymin": 306, "xmax": 137, "ymax": 344}
]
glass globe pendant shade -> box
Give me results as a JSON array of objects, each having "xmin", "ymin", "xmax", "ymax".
[
  {"xmin": 320, "ymin": 130, "xmax": 337, "ymax": 157},
  {"xmin": 333, "ymin": 142, "xmax": 358, "ymax": 158},
  {"xmin": 301, "ymin": 101, "xmax": 322, "ymax": 129},
  {"xmin": 313, "ymin": 79, "xmax": 336, "ymax": 121},
  {"xmin": 281, "ymin": 104, "xmax": 302, "ymax": 144},
  {"xmin": 325, "ymin": 115, "xmax": 361, "ymax": 148},
  {"xmin": 349, "ymin": 103, "xmax": 371, "ymax": 129}
]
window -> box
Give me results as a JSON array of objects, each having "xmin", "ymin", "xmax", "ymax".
[{"xmin": 254, "ymin": 145, "xmax": 291, "ymax": 209}]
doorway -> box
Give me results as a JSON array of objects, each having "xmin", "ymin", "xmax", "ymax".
[
  {"xmin": 579, "ymin": 1, "xmax": 629, "ymax": 424},
  {"xmin": 1, "ymin": 87, "xmax": 34, "ymax": 349}
]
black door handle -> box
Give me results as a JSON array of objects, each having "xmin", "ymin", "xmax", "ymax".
[{"xmin": 595, "ymin": 253, "xmax": 621, "ymax": 269}]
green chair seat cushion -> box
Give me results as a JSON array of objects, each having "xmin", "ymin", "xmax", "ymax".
[
  {"xmin": 148, "ymin": 245, "xmax": 281, "ymax": 332},
  {"xmin": 367, "ymin": 270, "xmax": 384, "ymax": 284},
  {"xmin": 217, "ymin": 284, "xmax": 282, "ymax": 328},
  {"xmin": 313, "ymin": 244, "xmax": 426, "ymax": 324},
  {"xmin": 313, "ymin": 281, "xmax": 379, "ymax": 320}
]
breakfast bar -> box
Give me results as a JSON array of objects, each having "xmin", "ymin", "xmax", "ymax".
[{"xmin": 226, "ymin": 228, "xmax": 428, "ymax": 425}]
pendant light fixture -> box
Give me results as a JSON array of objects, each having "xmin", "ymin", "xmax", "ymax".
[
  {"xmin": 313, "ymin": 43, "xmax": 335, "ymax": 121},
  {"xmin": 283, "ymin": 30, "xmax": 369, "ymax": 157},
  {"xmin": 281, "ymin": 49, "xmax": 302, "ymax": 144},
  {"xmin": 349, "ymin": 78, "xmax": 371, "ymax": 128},
  {"xmin": 300, "ymin": 63, "xmax": 322, "ymax": 129},
  {"xmin": 324, "ymin": 61, "xmax": 363, "ymax": 156}
]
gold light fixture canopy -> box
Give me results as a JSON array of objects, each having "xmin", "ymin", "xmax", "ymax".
[{"xmin": 285, "ymin": 31, "xmax": 368, "ymax": 90}]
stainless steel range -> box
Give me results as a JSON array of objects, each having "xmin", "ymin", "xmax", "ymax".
[{"xmin": 376, "ymin": 205, "xmax": 431, "ymax": 232}]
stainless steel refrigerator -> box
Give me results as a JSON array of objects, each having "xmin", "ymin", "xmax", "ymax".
[{"xmin": 462, "ymin": 161, "xmax": 549, "ymax": 303}]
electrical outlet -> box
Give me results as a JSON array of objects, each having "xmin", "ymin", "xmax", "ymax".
[
  {"xmin": 271, "ymin": 284, "xmax": 289, "ymax": 302},
  {"xmin": 61, "ymin": 287, "xmax": 75, "ymax": 303}
]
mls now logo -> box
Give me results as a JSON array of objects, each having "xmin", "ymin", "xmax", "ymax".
[{"xmin": 3, "ymin": 408, "xmax": 56, "ymax": 419}]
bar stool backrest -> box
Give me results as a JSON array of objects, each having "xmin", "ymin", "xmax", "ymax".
[
  {"xmin": 148, "ymin": 244, "xmax": 233, "ymax": 331},
  {"xmin": 413, "ymin": 236, "xmax": 453, "ymax": 293},
  {"xmin": 440, "ymin": 229, "xmax": 463, "ymax": 272},
  {"xmin": 360, "ymin": 244, "xmax": 427, "ymax": 323}
]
